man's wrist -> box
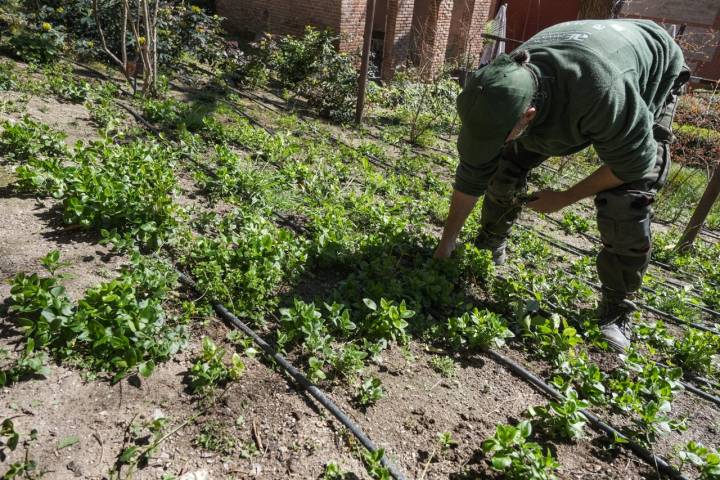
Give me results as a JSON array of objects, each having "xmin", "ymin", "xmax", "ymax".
[{"xmin": 562, "ymin": 188, "xmax": 580, "ymax": 206}]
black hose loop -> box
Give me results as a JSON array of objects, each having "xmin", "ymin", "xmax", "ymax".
[
  {"xmin": 177, "ymin": 272, "xmax": 408, "ymax": 480},
  {"xmin": 484, "ymin": 349, "xmax": 690, "ymax": 480}
]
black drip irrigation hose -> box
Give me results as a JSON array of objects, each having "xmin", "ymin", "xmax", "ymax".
[
  {"xmin": 484, "ymin": 348, "xmax": 690, "ymax": 480},
  {"xmin": 64, "ymin": 60, "xmax": 704, "ymax": 478},
  {"xmin": 541, "ymin": 213, "xmax": 720, "ymax": 298},
  {"xmin": 507, "ymin": 277, "xmax": 720, "ymax": 408},
  {"xmin": 517, "ymin": 224, "xmax": 720, "ymax": 334},
  {"xmin": 181, "ymin": 60, "xmax": 720, "ymax": 250},
  {"xmin": 177, "ymin": 272, "xmax": 408, "ymax": 480}
]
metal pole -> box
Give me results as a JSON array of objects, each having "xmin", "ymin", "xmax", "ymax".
[
  {"xmin": 676, "ymin": 165, "xmax": 720, "ymax": 252},
  {"xmin": 355, "ymin": 0, "xmax": 377, "ymax": 124}
]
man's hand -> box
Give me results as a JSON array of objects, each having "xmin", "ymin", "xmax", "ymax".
[
  {"xmin": 526, "ymin": 189, "xmax": 572, "ymax": 214},
  {"xmin": 434, "ymin": 240, "xmax": 456, "ymax": 259}
]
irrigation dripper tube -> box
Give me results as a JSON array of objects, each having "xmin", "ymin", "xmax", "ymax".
[
  {"xmin": 483, "ymin": 348, "xmax": 690, "ymax": 480},
  {"xmin": 176, "ymin": 272, "xmax": 408, "ymax": 480}
]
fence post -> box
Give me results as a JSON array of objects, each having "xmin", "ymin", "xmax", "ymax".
[
  {"xmin": 676, "ymin": 165, "xmax": 720, "ymax": 252},
  {"xmin": 355, "ymin": 0, "xmax": 377, "ymax": 124}
]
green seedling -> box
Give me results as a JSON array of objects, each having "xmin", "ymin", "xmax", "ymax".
[
  {"xmin": 188, "ymin": 337, "xmax": 244, "ymax": 393},
  {"xmin": 481, "ymin": 421, "xmax": 558, "ymax": 480},
  {"xmin": 357, "ymin": 377, "xmax": 384, "ymax": 407},
  {"xmin": 527, "ymin": 388, "xmax": 589, "ymax": 441},
  {"xmin": 447, "ymin": 308, "xmax": 514, "ymax": 350}
]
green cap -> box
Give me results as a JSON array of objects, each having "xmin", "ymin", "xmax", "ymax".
[{"xmin": 456, "ymin": 53, "xmax": 536, "ymax": 166}]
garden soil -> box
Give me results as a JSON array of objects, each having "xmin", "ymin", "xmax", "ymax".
[{"xmin": 0, "ymin": 78, "xmax": 706, "ymax": 480}]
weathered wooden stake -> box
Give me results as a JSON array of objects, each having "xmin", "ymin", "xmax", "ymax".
[
  {"xmin": 676, "ymin": 164, "xmax": 720, "ymax": 252},
  {"xmin": 355, "ymin": 0, "xmax": 377, "ymax": 124}
]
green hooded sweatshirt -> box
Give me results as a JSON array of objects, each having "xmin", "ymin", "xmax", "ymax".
[{"xmin": 454, "ymin": 19, "xmax": 686, "ymax": 197}]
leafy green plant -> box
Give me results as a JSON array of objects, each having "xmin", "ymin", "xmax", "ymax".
[
  {"xmin": 429, "ymin": 355, "xmax": 455, "ymax": 378},
  {"xmin": 1, "ymin": 418, "xmax": 39, "ymax": 479},
  {"xmin": 181, "ymin": 211, "xmax": 308, "ymax": 322},
  {"xmin": 357, "ymin": 377, "xmax": 384, "ymax": 407},
  {"xmin": 16, "ymin": 139, "xmax": 181, "ymax": 248},
  {"xmin": 361, "ymin": 298, "xmax": 414, "ymax": 344},
  {"xmin": 550, "ymin": 353, "xmax": 606, "ymax": 406},
  {"xmin": 0, "ymin": 116, "xmax": 67, "ymax": 163},
  {"xmin": 522, "ymin": 314, "xmax": 583, "ymax": 359},
  {"xmin": 8, "ymin": 22, "xmax": 65, "ymax": 64},
  {"xmin": 526, "ymin": 389, "xmax": 589, "ymax": 441},
  {"xmin": 458, "ymin": 243, "xmax": 495, "ymax": 282},
  {"xmin": 362, "ymin": 448, "xmax": 390, "ymax": 480},
  {"xmin": 323, "ymin": 462, "xmax": 346, "ymax": 480},
  {"xmin": 9, "ymin": 252, "xmax": 185, "ymax": 382},
  {"xmin": 677, "ymin": 441, "xmax": 720, "ymax": 479},
  {"xmin": 238, "ymin": 27, "xmax": 357, "ymax": 122},
  {"xmin": 672, "ymin": 328, "xmax": 720, "ymax": 377},
  {"xmin": 633, "ymin": 321, "xmax": 674, "ymax": 352},
  {"xmin": 559, "ymin": 211, "xmax": 590, "ymax": 234},
  {"xmin": 0, "ymin": 60, "xmax": 17, "ymax": 90},
  {"xmin": 607, "ymin": 350, "xmax": 686, "ymax": 442},
  {"xmin": 188, "ymin": 337, "xmax": 244, "ymax": 393},
  {"xmin": 0, "ymin": 342, "xmax": 49, "ymax": 387},
  {"xmin": 331, "ymin": 343, "xmax": 368, "ymax": 380},
  {"xmin": 481, "ymin": 421, "xmax": 558, "ymax": 480},
  {"xmin": 447, "ymin": 308, "xmax": 514, "ymax": 350}
]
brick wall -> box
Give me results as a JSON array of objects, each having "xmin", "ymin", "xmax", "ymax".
[
  {"xmin": 218, "ymin": 0, "xmax": 498, "ymax": 80},
  {"xmin": 216, "ymin": 0, "xmax": 341, "ymax": 38},
  {"xmin": 381, "ymin": 0, "xmax": 416, "ymax": 80},
  {"xmin": 340, "ymin": 0, "xmax": 368, "ymax": 54},
  {"xmin": 446, "ymin": 0, "xmax": 495, "ymax": 65},
  {"xmin": 619, "ymin": 0, "xmax": 720, "ymax": 80}
]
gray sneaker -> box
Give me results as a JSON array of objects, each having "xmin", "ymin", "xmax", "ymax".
[
  {"xmin": 600, "ymin": 321, "xmax": 632, "ymax": 352},
  {"xmin": 598, "ymin": 298, "xmax": 637, "ymax": 352},
  {"xmin": 491, "ymin": 243, "xmax": 508, "ymax": 266},
  {"xmin": 475, "ymin": 231, "xmax": 508, "ymax": 266}
]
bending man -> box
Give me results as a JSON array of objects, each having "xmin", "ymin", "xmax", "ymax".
[{"xmin": 434, "ymin": 19, "xmax": 689, "ymax": 351}]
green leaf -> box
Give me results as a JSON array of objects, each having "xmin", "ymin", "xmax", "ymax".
[
  {"xmin": 363, "ymin": 298, "xmax": 377, "ymax": 311},
  {"xmin": 57, "ymin": 435, "xmax": 79, "ymax": 449},
  {"xmin": 139, "ymin": 360, "xmax": 155, "ymax": 378},
  {"xmin": 491, "ymin": 456, "xmax": 512, "ymax": 470},
  {"xmin": 119, "ymin": 446, "xmax": 138, "ymax": 464}
]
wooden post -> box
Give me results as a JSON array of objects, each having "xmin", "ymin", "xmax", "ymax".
[
  {"xmin": 355, "ymin": 0, "xmax": 377, "ymax": 124},
  {"xmin": 676, "ymin": 165, "xmax": 720, "ymax": 252}
]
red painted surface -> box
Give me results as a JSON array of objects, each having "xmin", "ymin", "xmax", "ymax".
[{"xmin": 504, "ymin": 0, "xmax": 580, "ymax": 45}]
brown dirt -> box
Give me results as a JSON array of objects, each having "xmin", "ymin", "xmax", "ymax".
[{"xmin": 3, "ymin": 62, "xmax": 717, "ymax": 480}]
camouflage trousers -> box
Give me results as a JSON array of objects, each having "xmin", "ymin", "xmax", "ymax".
[{"xmin": 477, "ymin": 68, "xmax": 690, "ymax": 305}]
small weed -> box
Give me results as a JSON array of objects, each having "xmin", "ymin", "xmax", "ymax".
[
  {"xmin": 481, "ymin": 421, "xmax": 558, "ymax": 480},
  {"xmin": 188, "ymin": 337, "xmax": 245, "ymax": 393},
  {"xmin": 429, "ymin": 356, "xmax": 456, "ymax": 378},
  {"xmin": 195, "ymin": 420, "xmax": 237, "ymax": 454},
  {"xmin": 357, "ymin": 377, "xmax": 384, "ymax": 407}
]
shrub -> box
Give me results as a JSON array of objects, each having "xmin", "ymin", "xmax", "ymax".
[
  {"xmin": 8, "ymin": 22, "xmax": 65, "ymax": 64},
  {"xmin": 237, "ymin": 27, "xmax": 357, "ymax": 122},
  {"xmin": 9, "ymin": 252, "xmax": 185, "ymax": 382}
]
